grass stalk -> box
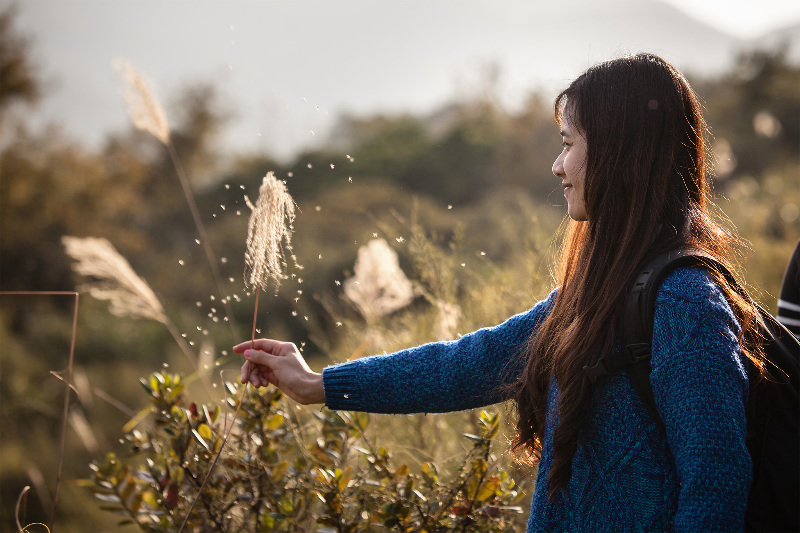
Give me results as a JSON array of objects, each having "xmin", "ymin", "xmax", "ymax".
[
  {"xmin": 177, "ymin": 283, "xmax": 260, "ymax": 532},
  {"xmin": 166, "ymin": 140, "xmax": 239, "ymax": 339},
  {"xmin": 1, "ymin": 291, "xmax": 79, "ymax": 532}
]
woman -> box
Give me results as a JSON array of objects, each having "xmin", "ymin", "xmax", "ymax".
[{"xmin": 236, "ymin": 54, "xmax": 764, "ymax": 531}]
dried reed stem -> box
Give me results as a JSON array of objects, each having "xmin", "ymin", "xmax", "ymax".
[
  {"xmin": 165, "ymin": 141, "xmax": 239, "ymax": 338},
  {"xmin": 1, "ymin": 291, "xmax": 79, "ymax": 533},
  {"xmin": 182, "ymin": 170, "xmax": 297, "ymax": 530},
  {"xmin": 178, "ymin": 285, "xmax": 260, "ymax": 533},
  {"xmin": 114, "ymin": 57, "xmax": 239, "ymax": 337},
  {"xmin": 178, "ymin": 381, "xmax": 248, "ymax": 533}
]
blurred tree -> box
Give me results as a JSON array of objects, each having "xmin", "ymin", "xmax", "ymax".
[
  {"xmin": 166, "ymin": 83, "xmax": 231, "ymax": 189},
  {"xmin": 694, "ymin": 45, "xmax": 800, "ymax": 178},
  {"xmin": 494, "ymin": 93, "xmax": 562, "ymax": 200},
  {"xmin": 0, "ymin": 6, "xmax": 40, "ymax": 118}
]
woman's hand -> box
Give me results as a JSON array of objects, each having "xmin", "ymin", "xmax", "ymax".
[{"xmin": 233, "ymin": 339, "xmax": 325, "ymax": 405}]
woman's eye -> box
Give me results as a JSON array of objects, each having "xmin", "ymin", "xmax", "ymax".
[{"xmin": 561, "ymin": 142, "xmax": 571, "ymax": 148}]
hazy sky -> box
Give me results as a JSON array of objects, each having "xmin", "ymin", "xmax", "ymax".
[
  {"xmin": 662, "ymin": 0, "xmax": 800, "ymax": 38},
  {"xmin": 12, "ymin": 0, "xmax": 800, "ymax": 159}
]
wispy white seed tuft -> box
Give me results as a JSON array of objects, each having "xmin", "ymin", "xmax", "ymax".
[
  {"xmin": 243, "ymin": 171, "xmax": 299, "ymax": 292},
  {"xmin": 113, "ymin": 58, "xmax": 170, "ymax": 144},
  {"xmin": 62, "ymin": 236, "xmax": 167, "ymax": 323},
  {"xmin": 343, "ymin": 238, "xmax": 414, "ymax": 320}
]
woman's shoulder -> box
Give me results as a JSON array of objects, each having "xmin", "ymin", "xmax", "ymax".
[
  {"xmin": 654, "ymin": 265, "xmax": 741, "ymax": 335},
  {"xmin": 657, "ymin": 265, "xmax": 727, "ymax": 305}
]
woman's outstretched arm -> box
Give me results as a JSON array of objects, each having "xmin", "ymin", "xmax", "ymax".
[{"xmin": 236, "ymin": 289, "xmax": 557, "ymax": 414}]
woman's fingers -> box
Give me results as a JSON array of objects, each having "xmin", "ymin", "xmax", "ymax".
[
  {"xmin": 243, "ymin": 348, "xmax": 279, "ymax": 367},
  {"xmin": 241, "ymin": 360, "xmax": 250, "ymax": 384},
  {"xmin": 241, "ymin": 359, "xmax": 269, "ymax": 388},
  {"xmin": 233, "ymin": 338, "xmax": 295, "ymax": 356},
  {"xmin": 235, "ymin": 338, "xmax": 324, "ymax": 404}
]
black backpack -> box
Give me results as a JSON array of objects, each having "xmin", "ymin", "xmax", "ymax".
[{"xmin": 583, "ymin": 249, "xmax": 800, "ymax": 532}]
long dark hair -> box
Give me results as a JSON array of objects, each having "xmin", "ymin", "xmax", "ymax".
[{"xmin": 512, "ymin": 53, "xmax": 764, "ymax": 499}]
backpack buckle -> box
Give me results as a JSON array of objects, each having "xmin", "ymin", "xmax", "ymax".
[
  {"xmin": 583, "ymin": 359, "xmax": 610, "ymax": 383},
  {"xmin": 625, "ymin": 343, "xmax": 651, "ymax": 364}
]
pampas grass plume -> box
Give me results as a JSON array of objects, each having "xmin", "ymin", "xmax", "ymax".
[
  {"xmin": 344, "ymin": 238, "xmax": 414, "ymax": 320},
  {"xmin": 244, "ymin": 172, "xmax": 298, "ymax": 292},
  {"xmin": 113, "ymin": 58, "xmax": 171, "ymax": 144},
  {"xmin": 62, "ymin": 236, "xmax": 167, "ymax": 323}
]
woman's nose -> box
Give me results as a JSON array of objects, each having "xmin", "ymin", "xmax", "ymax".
[{"xmin": 553, "ymin": 155, "xmax": 565, "ymax": 178}]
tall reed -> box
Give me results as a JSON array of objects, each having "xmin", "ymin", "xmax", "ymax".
[
  {"xmin": 179, "ymin": 172, "xmax": 299, "ymax": 531},
  {"xmin": 61, "ymin": 236, "xmax": 201, "ymax": 375},
  {"xmin": 113, "ymin": 58, "xmax": 238, "ymax": 339},
  {"xmin": 1, "ymin": 291, "xmax": 79, "ymax": 532}
]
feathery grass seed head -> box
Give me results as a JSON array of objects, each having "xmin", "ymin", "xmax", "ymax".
[
  {"xmin": 244, "ymin": 172, "xmax": 298, "ymax": 292},
  {"xmin": 62, "ymin": 236, "xmax": 167, "ymax": 323},
  {"xmin": 344, "ymin": 238, "xmax": 414, "ymax": 320},
  {"xmin": 113, "ymin": 58, "xmax": 170, "ymax": 144}
]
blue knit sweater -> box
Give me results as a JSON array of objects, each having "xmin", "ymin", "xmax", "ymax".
[{"xmin": 322, "ymin": 267, "xmax": 752, "ymax": 532}]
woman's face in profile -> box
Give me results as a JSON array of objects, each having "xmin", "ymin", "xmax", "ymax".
[{"xmin": 552, "ymin": 115, "xmax": 588, "ymax": 221}]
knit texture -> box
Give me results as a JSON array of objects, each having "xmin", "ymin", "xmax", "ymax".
[{"xmin": 322, "ymin": 267, "xmax": 751, "ymax": 532}]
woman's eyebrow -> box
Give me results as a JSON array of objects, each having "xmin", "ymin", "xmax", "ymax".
[{"xmin": 560, "ymin": 130, "xmax": 570, "ymax": 137}]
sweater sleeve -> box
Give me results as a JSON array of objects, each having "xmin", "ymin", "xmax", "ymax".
[
  {"xmin": 322, "ymin": 289, "xmax": 557, "ymax": 414},
  {"xmin": 649, "ymin": 267, "xmax": 751, "ymax": 532}
]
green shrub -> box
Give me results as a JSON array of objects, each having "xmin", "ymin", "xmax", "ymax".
[{"xmin": 86, "ymin": 371, "xmax": 526, "ymax": 532}]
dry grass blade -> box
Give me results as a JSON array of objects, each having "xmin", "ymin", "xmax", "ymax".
[
  {"xmin": 2, "ymin": 291, "xmax": 79, "ymax": 532},
  {"xmin": 62, "ymin": 236, "xmax": 167, "ymax": 323},
  {"xmin": 244, "ymin": 172, "xmax": 298, "ymax": 292},
  {"xmin": 113, "ymin": 57, "xmax": 170, "ymax": 144}
]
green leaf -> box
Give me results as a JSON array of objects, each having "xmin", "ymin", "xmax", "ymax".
[
  {"xmin": 472, "ymin": 459, "xmax": 488, "ymax": 477},
  {"xmin": 192, "ymin": 429, "xmax": 210, "ymax": 452},
  {"xmin": 135, "ymin": 470, "xmax": 156, "ymax": 484},
  {"xmin": 130, "ymin": 492, "xmax": 143, "ymax": 514},
  {"xmin": 475, "ymin": 476, "xmax": 500, "ymax": 502},
  {"xmin": 466, "ymin": 474, "xmax": 481, "ymax": 500},
  {"xmin": 272, "ymin": 460, "xmax": 288, "ymax": 482},
  {"xmin": 421, "ymin": 462, "xmax": 438, "ymax": 485},
  {"xmin": 337, "ymin": 466, "xmax": 353, "ymax": 492},
  {"xmin": 353, "ymin": 411, "xmax": 369, "ymax": 431},
  {"xmin": 197, "ymin": 423, "xmax": 213, "ymax": 441},
  {"xmin": 266, "ymin": 413, "xmax": 284, "ymax": 430},
  {"xmin": 140, "ymin": 378, "xmax": 154, "ymax": 396},
  {"xmin": 280, "ymin": 494, "xmax": 294, "ymax": 513},
  {"xmin": 94, "ymin": 493, "xmax": 121, "ymax": 503}
]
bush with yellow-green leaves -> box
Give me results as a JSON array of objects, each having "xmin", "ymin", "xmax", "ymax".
[{"xmin": 86, "ymin": 372, "xmax": 526, "ymax": 532}]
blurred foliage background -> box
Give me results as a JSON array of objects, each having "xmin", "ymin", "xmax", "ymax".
[{"xmin": 0, "ymin": 6, "xmax": 798, "ymax": 531}]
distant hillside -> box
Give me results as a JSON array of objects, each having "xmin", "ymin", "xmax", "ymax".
[
  {"xmin": 14, "ymin": 0, "xmax": 799, "ymax": 157},
  {"xmin": 751, "ymin": 22, "xmax": 800, "ymax": 62}
]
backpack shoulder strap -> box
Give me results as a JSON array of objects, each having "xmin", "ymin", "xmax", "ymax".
[{"xmin": 584, "ymin": 249, "xmax": 725, "ymax": 432}]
